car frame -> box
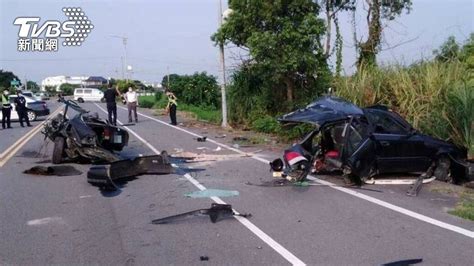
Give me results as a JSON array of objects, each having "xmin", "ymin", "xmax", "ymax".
[{"xmin": 273, "ymin": 96, "xmax": 473, "ymax": 184}]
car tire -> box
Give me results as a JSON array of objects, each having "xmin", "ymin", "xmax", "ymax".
[
  {"xmin": 434, "ymin": 156, "xmax": 452, "ymax": 183},
  {"xmin": 100, "ymin": 97, "xmax": 106, "ymax": 103},
  {"xmin": 52, "ymin": 137, "xmax": 65, "ymax": 164},
  {"xmin": 27, "ymin": 110, "xmax": 37, "ymax": 121},
  {"xmin": 78, "ymin": 98, "xmax": 84, "ymax": 103}
]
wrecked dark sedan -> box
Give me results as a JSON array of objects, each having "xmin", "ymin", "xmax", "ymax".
[{"xmin": 270, "ymin": 96, "xmax": 473, "ymax": 184}]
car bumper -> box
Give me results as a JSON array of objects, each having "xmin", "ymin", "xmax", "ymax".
[{"xmin": 34, "ymin": 109, "xmax": 50, "ymax": 117}]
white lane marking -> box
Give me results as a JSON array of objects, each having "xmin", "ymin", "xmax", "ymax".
[
  {"xmin": 0, "ymin": 107, "xmax": 63, "ymax": 167},
  {"xmin": 79, "ymin": 195, "xmax": 92, "ymax": 199},
  {"xmin": 27, "ymin": 217, "xmax": 65, "ymax": 226},
  {"xmin": 95, "ymin": 103, "xmax": 306, "ymax": 266},
  {"xmin": 116, "ymin": 105, "xmax": 474, "ymax": 239}
]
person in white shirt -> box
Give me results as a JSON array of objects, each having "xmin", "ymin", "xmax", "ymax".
[{"xmin": 125, "ymin": 87, "xmax": 138, "ymax": 123}]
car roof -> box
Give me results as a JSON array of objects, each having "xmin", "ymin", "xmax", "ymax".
[{"xmin": 278, "ymin": 95, "xmax": 364, "ymax": 127}]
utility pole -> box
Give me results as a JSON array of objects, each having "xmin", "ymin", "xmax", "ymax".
[
  {"xmin": 111, "ymin": 35, "xmax": 128, "ymax": 82},
  {"xmin": 167, "ymin": 66, "xmax": 170, "ymax": 89},
  {"xmin": 218, "ymin": 0, "xmax": 228, "ymax": 128}
]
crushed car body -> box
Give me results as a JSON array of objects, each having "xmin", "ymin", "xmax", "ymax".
[
  {"xmin": 271, "ymin": 96, "xmax": 473, "ymax": 184},
  {"xmin": 42, "ymin": 99, "xmax": 129, "ymax": 164}
]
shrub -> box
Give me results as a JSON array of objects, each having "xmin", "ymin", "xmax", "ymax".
[
  {"xmin": 251, "ymin": 116, "xmax": 281, "ymax": 133},
  {"xmin": 138, "ymin": 95, "xmax": 155, "ymax": 108}
]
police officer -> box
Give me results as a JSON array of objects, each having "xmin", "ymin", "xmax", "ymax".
[
  {"xmin": 1, "ymin": 89, "xmax": 12, "ymax": 129},
  {"xmin": 14, "ymin": 90, "xmax": 31, "ymax": 127},
  {"xmin": 165, "ymin": 88, "xmax": 178, "ymax": 126}
]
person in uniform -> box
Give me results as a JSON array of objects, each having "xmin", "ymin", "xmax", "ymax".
[
  {"xmin": 165, "ymin": 88, "xmax": 178, "ymax": 126},
  {"xmin": 14, "ymin": 90, "xmax": 31, "ymax": 127},
  {"xmin": 1, "ymin": 89, "xmax": 12, "ymax": 129}
]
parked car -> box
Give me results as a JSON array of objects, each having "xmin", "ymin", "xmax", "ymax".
[
  {"xmin": 270, "ymin": 96, "xmax": 473, "ymax": 184},
  {"xmin": 34, "ymin": 92, "xmax": 50, "ymax": 101},
  {"xmin": 73, "ymin": 88, "xmax": 105, "ymax": 103},
  {"xmin": 0, "ymin": 94, "xmax": 50, "ymax": 121}
]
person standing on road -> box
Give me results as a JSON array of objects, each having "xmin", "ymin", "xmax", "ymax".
[
  {"xmin": 165, "ymin": 89, "xmax": 177, "ymax": 126},
  {"xmin": 14, "ymin": 90, "xmax": 31, "ymax": 127},
  {"xmin": 1, "ymin": 89, "xmax": 12, "ymax": 129},
  {"xmin": 125, "ymin": 87, "xmax": 138, "ymax": 123},
  {"xmin": 104, "ymin": 84, "xmax": 122, "ymax": 125}
]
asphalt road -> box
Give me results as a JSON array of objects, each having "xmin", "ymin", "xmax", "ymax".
[{"xmin": 0, "ymin": 101, "xmax": 473, "ymax": 265}]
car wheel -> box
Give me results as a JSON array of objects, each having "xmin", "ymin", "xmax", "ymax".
[
  {"xmin": 27, "ymin": 110, "xmax": 37, "ymax": 121},
  {"xmin": 52, "ymin": 137, "xmax": 65, "ymax": 164},
  {"xmin": 100, "ymin": 97, "xmax": 106, "ymax": 103},
  {"xmin": 78, "ymin": 98, "xmax": 84, "ymax": 103},
  {"xmin": 434, "ymin": 156, "xmax": 452, "ymax": 183}
]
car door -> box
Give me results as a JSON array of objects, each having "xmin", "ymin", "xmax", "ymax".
[
  {"xmin": 344, "ymin": 118, "xmax": 377, "ymax": 178},
  {"xmin": 366, "ymin": 109, "xmax": 431, "ymax": 173}
]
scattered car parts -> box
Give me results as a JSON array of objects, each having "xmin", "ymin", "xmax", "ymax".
[
  {"xmin": 87, "ymin": 152, "xmax": 174, "ymax": 190},
  {"xmin": 151, "ymin": 203, "xmax": 251, "ymax": 224},
  {"xmin": 23, "ymin": 165, "xmax": 82, "ymax": 176}
]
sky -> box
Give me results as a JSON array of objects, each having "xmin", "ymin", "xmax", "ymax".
[{"xmin": 0, "ymin": 0, "xmax": 473, "ymax": 84}]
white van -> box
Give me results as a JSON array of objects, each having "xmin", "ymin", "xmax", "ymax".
[{"xmin": 73, "ymin": 88, "xmax": 105, "ymax": 103}]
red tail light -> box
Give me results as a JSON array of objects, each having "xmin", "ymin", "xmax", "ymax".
[{"xmin": 103, "ymin": 128, "xmax": 111, "ymax": 140}]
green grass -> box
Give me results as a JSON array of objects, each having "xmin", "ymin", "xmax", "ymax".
[
  {"xmin": 448, "ymin": 190, "xmax": 474, "ymax": 221},
  {"xmin": 138, "ymin": 95, "xmax": 155, "ymax": 108},
  {"xmin": 179, "ymin": 104, "xmax": 221, "ymax": 124}
]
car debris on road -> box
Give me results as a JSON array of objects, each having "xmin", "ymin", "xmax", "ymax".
[
  {"xmin": 270, "ymin": 96, "xmax": 473, "ymax": 189},
  {"xmin": 87, "ymin": 151, "xmax": 174, "ymax": 190},
  {"xmin": 151, "ymin": 203, "xmax": 251, "ymax": 224}
]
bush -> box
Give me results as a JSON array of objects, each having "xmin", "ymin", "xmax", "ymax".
[
  {"xmin": 138, "ymin": 95, "xmax": 155, "ymax": 108},
  {"xmin": 251, "ymin": 116, "xmax": 281, "ymax": 133}
]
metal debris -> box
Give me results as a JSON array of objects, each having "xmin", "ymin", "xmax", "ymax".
[
  {"xmin": 87, "ymin": 152, "xmax": 173, "ymax": 189},
  {"xmin": 381, "ymin": 258, "xmax": 423, "ymax": 266},
  {"xmin": 196, "ymin": 136, "xmax": 207, "ymax": 142},
  {"xmin": 151, "ymin": 203, "xmax": 251, "ymax": 224},
  {"xmin": 23, "ymin": 165, "xmax": 82, "ymax": 176}
]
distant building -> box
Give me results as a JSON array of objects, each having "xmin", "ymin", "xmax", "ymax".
[
  {"xmin": 41, "ymin": 75, "xmax": 108, "ymax": 91},
  {"xmin": 83, "ymin": 76, "xmax": 108, "ymax": 87}
]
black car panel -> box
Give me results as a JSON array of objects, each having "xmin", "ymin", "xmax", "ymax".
[{"xmin": 278, "ymin": 96, "xmax": 364, "ymax": 127}]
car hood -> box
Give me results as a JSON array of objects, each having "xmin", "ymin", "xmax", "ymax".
[{"xmin": 278, "ymin": 96, "xmax": 364, "ymax": 127}]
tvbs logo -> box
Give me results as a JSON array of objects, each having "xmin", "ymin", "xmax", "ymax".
[{"xmin": 13, "ymin": 7, "xmax": 94, "ymax": 52}]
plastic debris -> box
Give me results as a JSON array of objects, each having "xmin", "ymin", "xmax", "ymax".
[{"xmin": 185, "ymin": 189, "xmax": 239, "ymax": 198}]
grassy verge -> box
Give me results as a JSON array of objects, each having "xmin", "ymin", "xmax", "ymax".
[{"xmin": 448, "ymin": 189, "xmax": 474, "ymax": 221}]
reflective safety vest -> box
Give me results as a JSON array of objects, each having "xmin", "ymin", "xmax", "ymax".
[
  {"xmin": 1, "ymin": 94, "xmax": 10, "ymax": 108},
  {"xmin": 168, "ymin": 94, "xmax": 177, "ymax": 106}
]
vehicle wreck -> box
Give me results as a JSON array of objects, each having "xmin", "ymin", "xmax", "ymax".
[
  {"xmin": 42, "ymin": 99, "xmax": 129, "ymax": 164},
  {"xmin": 270, "ymin": 96, "xmax": 473, "ymax": 185}
]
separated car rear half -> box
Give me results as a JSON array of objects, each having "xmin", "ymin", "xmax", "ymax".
[{"xmin": 271, "ymin": 96, "xmax": 473, "ymax": 184}]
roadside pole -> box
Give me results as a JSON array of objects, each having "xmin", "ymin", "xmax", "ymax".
[{"xmin": 218, "ymin": 0, "xmax": 228, "ymax": 128}]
